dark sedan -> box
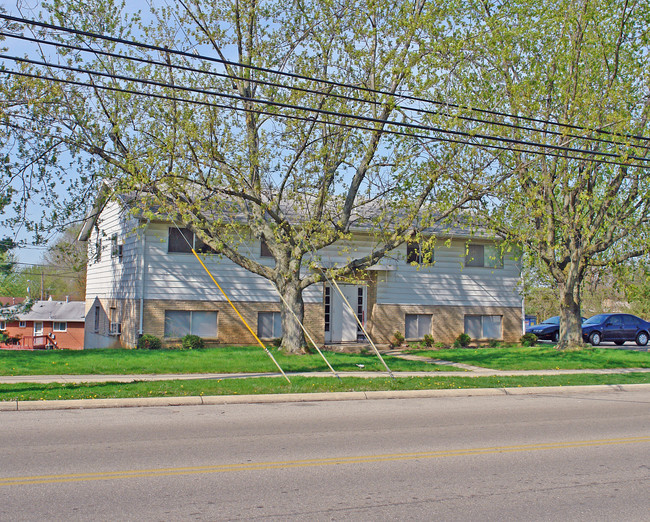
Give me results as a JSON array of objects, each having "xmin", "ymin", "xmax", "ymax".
[
  {"xmin": 526, "ymin": 316, "xmax": 562, "ymax": 342},
  {"xmin": 582, "ymin": 313, "xmax": 650, "ymax": 346}
]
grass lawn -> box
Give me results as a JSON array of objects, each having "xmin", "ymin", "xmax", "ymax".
[
  {"xmin": 0, "ymin": 346, "xmax": 456, "ymax": 376},
  {"xmin": 411, "ymin": 345, "xmax": 650, "ymax": 370},
  {"xmin": 1, "ymin": 373, "xmax": 649, "ymax": 402}
]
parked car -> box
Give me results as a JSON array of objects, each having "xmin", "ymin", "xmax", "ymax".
[
  {"xmin": 582, "ymin": 313, "xmax": 650, "ymax": 346},
  {"xmin": 526, "ymin": 315, "xmax": 586, "ymax": 343},
  {"xmin": 526, "ymin": 316, "xmax": 562, "ymax": 342}
]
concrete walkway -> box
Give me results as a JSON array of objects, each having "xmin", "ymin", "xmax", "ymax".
[{"xmin": 2, "ymin": 352, "xmax": 649, "ymax": 411}]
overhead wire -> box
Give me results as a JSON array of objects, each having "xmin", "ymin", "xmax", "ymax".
[
  {"xmin": 2, "ymin": 11, "xmax": 649, "ymax": 145},
  {"xmin": 3, "ymin": 62, "xmax": 650, "ymax": 170},
  {"xmin": 2, "ymin": 28, "xmax": 647, "ymax": 154}
]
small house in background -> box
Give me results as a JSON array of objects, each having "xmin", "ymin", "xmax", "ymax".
[{"xmin": 0, "ymin": 299, "xmax": 86, "ymax": 350}]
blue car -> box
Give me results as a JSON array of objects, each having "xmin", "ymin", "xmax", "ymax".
[
  {"xmin": 526, "ymin": 316, "xmax": 561, "ymax": 342},
  {"xmin": 582, "ymin": 313, "xmax": 650, "ymax": 346}
]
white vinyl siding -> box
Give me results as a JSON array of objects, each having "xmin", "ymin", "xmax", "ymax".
[{"xmin": 376, "ymin": 239, "xmax": 520, "ymax": 308}]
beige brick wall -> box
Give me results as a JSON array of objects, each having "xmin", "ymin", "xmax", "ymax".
[
  {"xmin": 369, "ymin": 304, "xmax": 523, "ymax": 344},
  {"xmin": 144, "ymin": 299, "xmax": 324, "ymax": 347}
]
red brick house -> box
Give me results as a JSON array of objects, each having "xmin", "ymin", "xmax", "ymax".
[{"xmin": 0, "ymin": 300, "xmax": 86, "ymax": 350}]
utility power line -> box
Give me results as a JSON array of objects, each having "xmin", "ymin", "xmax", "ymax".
[
  {"xmin": 2, "ymin": 28, "xmax": 647, "ymax": 154},
  {"xmin": 4, "ymin": 63, "xmax": 649, "ymax": 170},
  {"xmin": 2, "ymin": 12, "xmax": 649, "ymax": 145}
]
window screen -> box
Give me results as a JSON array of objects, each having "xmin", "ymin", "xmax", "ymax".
[
  {"xmin": 464, "ymin": 315, "xmax": 502, "ymax": 339},
  {"xmin": 405, "ymin": 314, "xmax": 432, "ymax": 339},
  {"xmin": 258, "ymin": 311, "xmax": 282, "ymax": 339},
  {"xmin": 164, "ymin": 310, "xmax": 217, "ymax": 338},
  {"xmin": 168, "ymin": 228, "xmax": 193, "ymax": 253}
]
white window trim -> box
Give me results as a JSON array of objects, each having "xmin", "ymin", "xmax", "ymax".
[{"xmin": 53, "ymin": 322, "xmax": 67, "ymax": 332}]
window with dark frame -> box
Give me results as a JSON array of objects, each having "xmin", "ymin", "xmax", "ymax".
[
  {"xmin": 465, "ymin": 244, "xmax": 503, "ymax": 268},
  {"xmin": 168, "ymin": 227, "xmax": 216, "ymax": 254},
  {"xmin": 168, "ymin": 227, "xmax": 193, "ymax": 253},
  {"xmin": 94, "ymin": 306, "xmax": 100, "ymax": 332},
  {"xmin": 406, "ymin": 234, "xmax": 434, "ymax": 265},
  {"xmin": 111, "ymin": 234, "xmax": 119, "ymax": 258},
  {"xmin": 324, "ymin": 286, "xmax": 331, "ymax": 332}
]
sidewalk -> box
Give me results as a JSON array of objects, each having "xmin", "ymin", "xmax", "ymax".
[
  {"xmin": 1, "ymin": 366, "xmax": 650, "ymax": 385},
  {"xmin": 2, "ymin": 352, "xmax": 649, "ymax": 411}
]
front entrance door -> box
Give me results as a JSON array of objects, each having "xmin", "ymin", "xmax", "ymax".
[
  {"xmin": 34, "ymin": 322, "xmax": 43, "ymax": 336},
  {"xmin": 328, "ymin": 284, "xmax": 365, "ymax": 343}
]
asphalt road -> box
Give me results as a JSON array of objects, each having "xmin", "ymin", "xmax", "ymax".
[{"xmin": 2, "ymin": 390, "xmax": 649, "ymax": 521}]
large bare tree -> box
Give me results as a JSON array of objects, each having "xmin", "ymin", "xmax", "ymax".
[
  {"xmin": 451, "ymin": 0, "xmax": 650, "ymax": 348},
  {"xmin": 5, "ymin": 0, "xmax": 497, "ymax": 352}
]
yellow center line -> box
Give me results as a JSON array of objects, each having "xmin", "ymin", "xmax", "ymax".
[{"xmin": 2, "ymin": 436, "xmax": 648, "ymax": 487}]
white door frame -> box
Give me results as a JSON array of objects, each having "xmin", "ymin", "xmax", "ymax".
[
  {"xmin": 34, "ymin": 321, "xmax": 43, "ymax": 336},
  {"xmin": 326, "ymin": 284, "xmax": 366, "ymax": 343}
]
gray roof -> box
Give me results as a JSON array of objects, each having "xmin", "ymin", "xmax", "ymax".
[{"xmin": 1, "ymin": 300, "xmax": 86, "ymax": 323}]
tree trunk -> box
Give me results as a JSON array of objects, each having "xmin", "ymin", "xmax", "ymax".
[
  {"xmin": 557, "ymin": 277, "xmax": 584, "ymax": 349},
  {"xmin": 278, "ymin": 281, "xmax": 306, "ymax": 354}
]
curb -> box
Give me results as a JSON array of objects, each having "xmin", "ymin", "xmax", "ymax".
[{"xmin": 2, "ymin": 383, "xmax": 649, "ymax": 411}]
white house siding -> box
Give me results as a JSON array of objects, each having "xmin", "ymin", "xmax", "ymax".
[
  {"xmin": 143, "ymin": 223, "xmax": 322, "ymax": 304},
  {"xmin": 375, "ymin": 239, "xmax": 521, "ymax": 308},
  {"xmin": 84, "ymin": 201, "xmax": 142, "ymax": 348}
]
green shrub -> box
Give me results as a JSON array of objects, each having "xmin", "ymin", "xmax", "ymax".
[
  {"xmin": 182, "ymin": 334, "xmax": 205, "ymax": 350},
  {"xmin": 422, "ymin": 334, "xmax": 435, "ymax": 347},
  {"xmin": 137, "ymin": 334, "xmax": 162, "ymax": 350},
  {"xmin": 520, "ymin": 333, "xmax": 538, "ymax": 347},
  {"xmin": 488, "ymin": 339, "xmax": 500, "ymax": 348},
  {"xmin": 453, "ymin": 333, "xmax": 471, "ymax": 348},
  {"xmin": 390, "ymin": 331, "xmax": 405, "ymax": 348},
  {"xmin": 434, "ymin": 341, "xmax": 446, "ymax": 348}
]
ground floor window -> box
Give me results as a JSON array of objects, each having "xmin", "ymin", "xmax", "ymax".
[
  {"xmin": 0, "ymin": 321, "xmax": 5, "ymax": 330},
  {"xmin": 405, "ymin": 314, "xmax": 432, "ymax": 339},
  {"xmin": 34, "ymin": 322, "xmax": 43, "ymax": 335},
  {"xmin": 464, "ymin": 315, "xmax": 502, "ymax": 339},
  {"xmin": 258, "ymin": 311, "xmax": 282, "ymax": 339},
  {"xmin": 164, "ymin": 310, "xmax": 218, "ymax": 338},
  {"xmin": 53, "ymin": 322, "xmax": 67, "ymax": 332}
]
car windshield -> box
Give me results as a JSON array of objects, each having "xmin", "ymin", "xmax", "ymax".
[
  {"xmin": 583, "ymin": 314, "xmax": 609, "ymax": 325},
  {"xmin": 540, "ymin": 316, "xmax": 560, "ymax": 325}
]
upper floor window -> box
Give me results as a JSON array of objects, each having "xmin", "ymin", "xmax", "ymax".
[
  {"xmin": 465, "ymin": 244, "xmax": 503, "ymax": 268},
  {"xmin": 0, "ymin": 321, "xmax": 5, "ymax": 330},
  {"xmin": 406, "ymin": 235, "xmax": 434, "ymax": 265},
  {"xmin": 168, "ymin": 227, "xmax": 216, "ymax": 254},
  {"xmin": 111, "ymin": 234, "xmax": 123, "ymax": 261},
  {"xmin": 19, "ymin": 321, "xmax": 26, "ymax": 328}
]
